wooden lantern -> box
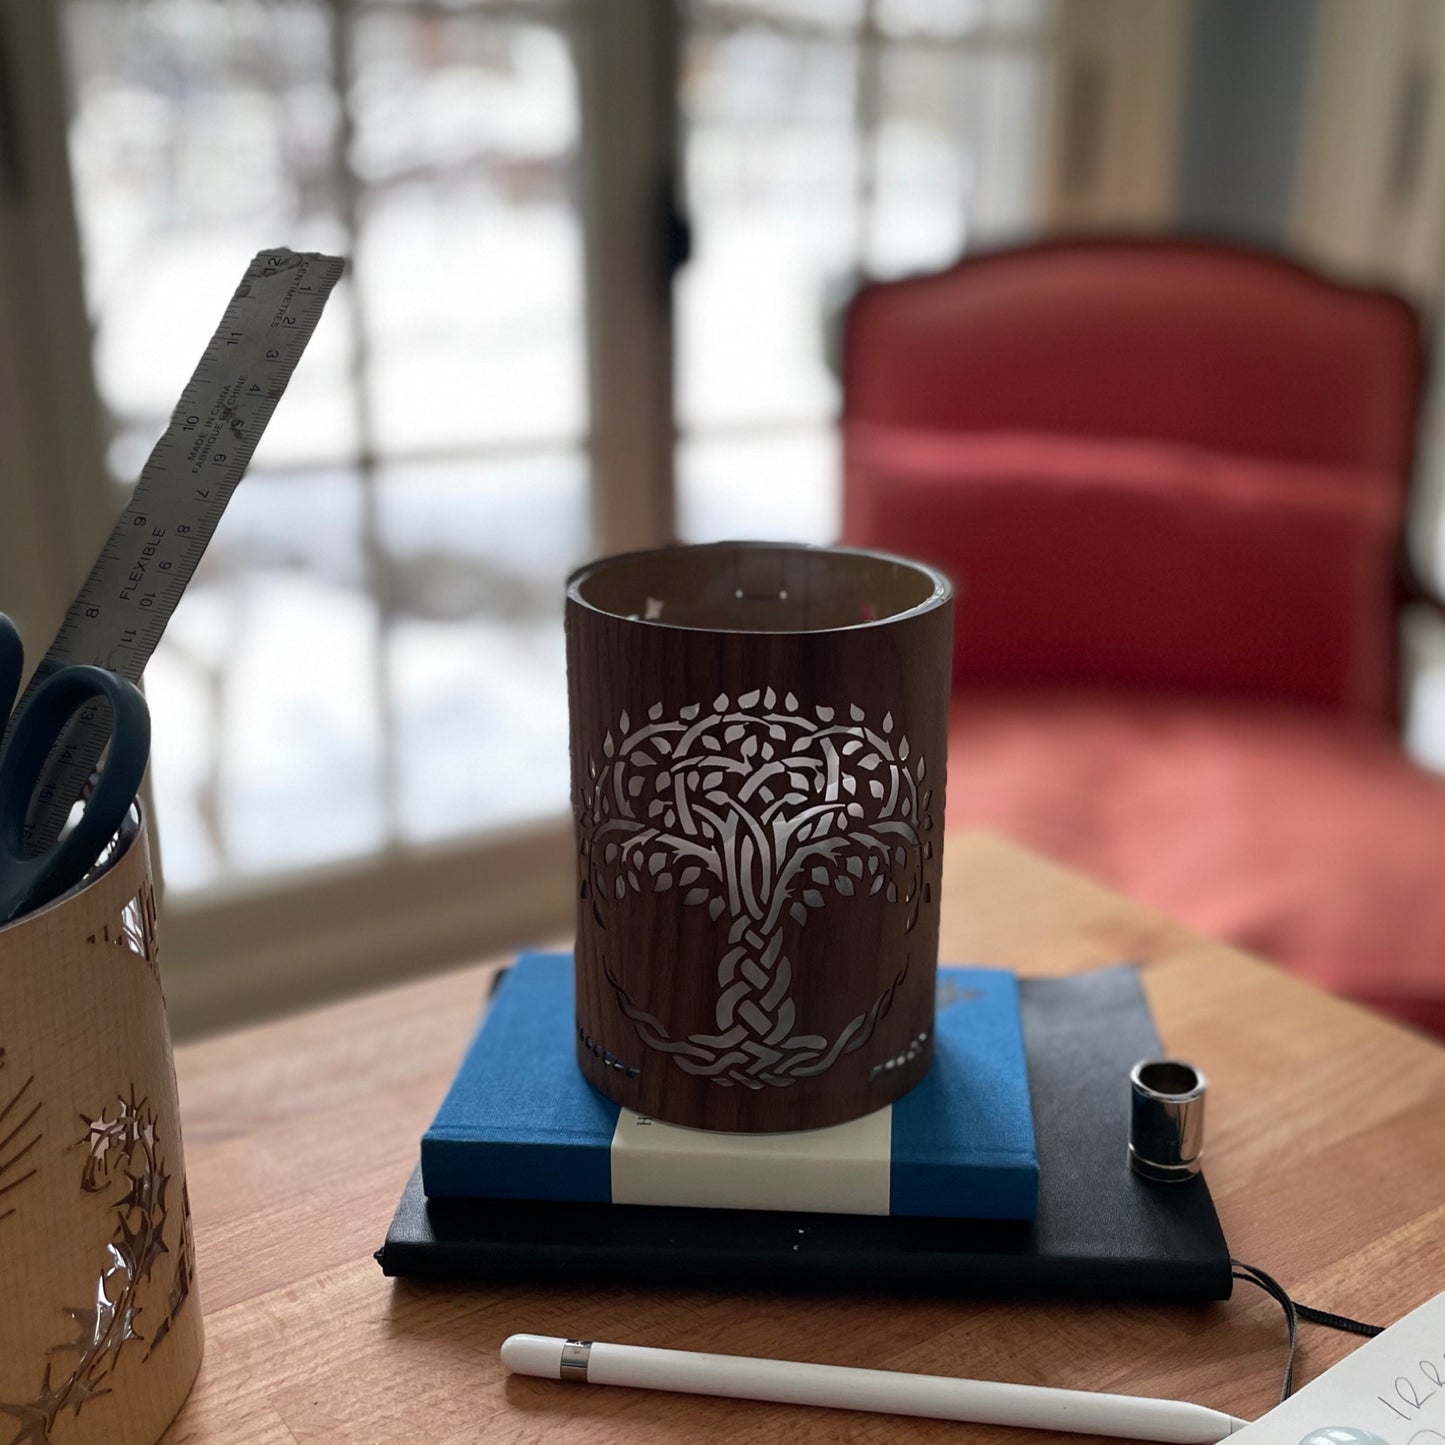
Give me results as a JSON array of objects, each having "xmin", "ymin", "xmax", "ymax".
[
  {"xmin": 0, "ymin": 811, "xmax": 202, "ymax": 1444},
  {"xmin": 567, "ymin": 542, "xmax": 953, "ymax": 1132}
]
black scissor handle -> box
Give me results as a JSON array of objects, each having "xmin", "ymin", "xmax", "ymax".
[{"xmin": 0, "ymin": 666, "xmax": 150, "ymax": 926}]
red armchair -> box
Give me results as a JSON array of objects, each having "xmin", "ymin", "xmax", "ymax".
[{"xmin": 841, "ymin": 238, "xmax": 1445, "ymax": 1034}]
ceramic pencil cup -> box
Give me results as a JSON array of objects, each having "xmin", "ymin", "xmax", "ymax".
[
  {"xmin": 567, "ymin": 542, "xmax": 954, "ymax": 1132},
  {"xmin": 0, "ymin": 808, "xmax": 202, "ymax": 1445}
]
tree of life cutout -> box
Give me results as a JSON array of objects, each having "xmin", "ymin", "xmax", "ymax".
[
  {"xmin": 0, "ymin": 1091, "xmax": 195, "ymax": 1445},
  {"xmin": 577, "ymin": 688, "xmax": 936, "ymax": 1089},
  {"xmin": 0, "ymin": 1048, "xmax": 40, "ymax": 1227}
]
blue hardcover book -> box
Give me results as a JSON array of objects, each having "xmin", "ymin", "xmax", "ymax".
[{"xmin": 421, "ymin": 953, "xmax": 1038, "ymax": 1221}]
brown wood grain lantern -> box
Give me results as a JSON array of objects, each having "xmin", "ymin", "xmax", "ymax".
[
  {"xmin": 0, "ymin": 810, "xmax": 202, "ymax": 1445},
  {"xmin": 567, "ymin": 542, "xmax": 953, "ymax": 1132}
]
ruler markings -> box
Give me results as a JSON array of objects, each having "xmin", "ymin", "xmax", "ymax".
[{"xmin": 10, "ymin": 248, "xmax": 344, "ymax": 853}]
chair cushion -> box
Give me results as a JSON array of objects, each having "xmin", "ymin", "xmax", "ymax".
[
  {"xmin": 845, "ymin": 425, "xmax": 1402, "ymax": 719},
  {"xmin": 944, "ymin": 686, "xmax": 1445, "ymax": 1036}
]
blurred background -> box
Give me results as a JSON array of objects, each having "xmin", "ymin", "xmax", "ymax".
[{"xmin": 3, "ymin": 0, "xmax": 1445, "ymax": 1034}]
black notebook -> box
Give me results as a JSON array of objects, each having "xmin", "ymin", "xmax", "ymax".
[{"xmin": 377, "ymin": 964, "xmax": 1232, "ymax": 1303}]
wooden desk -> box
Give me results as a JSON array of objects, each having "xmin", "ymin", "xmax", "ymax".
[{"xmin": 160, "ymin": 834, "xmax": 1445, "ymax": 1444}]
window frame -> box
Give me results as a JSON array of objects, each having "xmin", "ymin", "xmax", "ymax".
[
  {"xmin": 672, "ymin": 0, "xmax": 1192, "ymax": 545},
  {"xmin": 0, "ymin": 0, "xmax": 1190, "ymax": 1033},
  {"xmin": 1291, "ymin": 0, "xmax": 1445, "ymax": 308},
  {"xmin": 0, "ymin": 0, "xmax": 676, "ymax": 1033}
]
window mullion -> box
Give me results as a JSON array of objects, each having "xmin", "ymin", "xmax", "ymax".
[
  {"xmin": 856, "ymin": 0, "xmax": 884, "ymax": 274},
  {"xmin": 0, "ymin": 0, "xmax": 110, "ymax": 625},
  {"xmin": 578, "ymin": 0, "xmax": 678, "ymax": 553},
  {"xmin": 330, "ymin": 0, "xmax": 402, "ymax": 849}
]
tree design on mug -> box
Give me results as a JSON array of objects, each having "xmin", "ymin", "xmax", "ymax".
[
  {"xmin": 577, "ymin": 688, "xmax": 936, "ymax": 1089},
  {"xmin": 85, "ymin": 877, "xmax": 160, "ymax": 988},
  {"xmin": 0, "ymin": 1049, "xmax": 41, "ymax": 1227},
  {"xmin": 0, "ymin": 1091, "xmax": 195, "ymax": 1445}
]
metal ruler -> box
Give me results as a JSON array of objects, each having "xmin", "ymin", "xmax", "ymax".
[{"xmin": 11, "ymin": 247, "xmax": 345, "ymax": 852}]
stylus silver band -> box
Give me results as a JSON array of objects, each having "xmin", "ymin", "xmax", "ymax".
[{"xmin": 560, "ymin": 1340, "xmax": 592, "ymax": 1382}]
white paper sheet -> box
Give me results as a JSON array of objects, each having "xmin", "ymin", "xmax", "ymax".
[{"xmin": 1228, "ymin": 1290, "xmax": 1445, "ymax": 1444}]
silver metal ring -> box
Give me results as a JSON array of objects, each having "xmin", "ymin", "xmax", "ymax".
[
  {"xmin": 560, "ymin": 1339, "xmax": 592, "ymax": 1382},
  {"xmin": 1128, "ymin": 1058, "xmax": 1207, "ymax": 1183}
]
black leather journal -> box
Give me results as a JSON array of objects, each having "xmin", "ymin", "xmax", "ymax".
[{"xmin": 377, "ymin": 964, "xmax": 1232, "ymax": 1302}]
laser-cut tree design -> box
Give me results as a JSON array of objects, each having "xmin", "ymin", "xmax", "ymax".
[
  {"xmin": 86, "ymin": 877, "xmax": 160, "ymax": 988},
  {"xmin": 0, "ymin": 1049, "xmax": 41, "ymax": 1227},
  {"xmin": 0, "ymin": 1091, "xmax": 194, "ymax": 1445},
  {"xmin": 577, "ymin": 688, "xmax": 936, "ymax": 1089}
]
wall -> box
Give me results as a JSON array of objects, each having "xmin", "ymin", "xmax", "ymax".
[{"xmin": 1175, "ymin": 0, "xmax": 1317, "ymax": 246}]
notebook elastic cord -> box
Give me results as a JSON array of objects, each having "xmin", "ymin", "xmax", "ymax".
[{"xmin": 1231, "ymin": 1259, "xmax": 1385, "ymax": 1403}]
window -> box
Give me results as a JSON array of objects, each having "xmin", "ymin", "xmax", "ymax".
[
  {"xmin": 676, "ymin": 0, "xmax": 1056, "ymax": 545},
  {"xmin": 61, "ymin": 0, "xmax": 590, "ymax": 892},
  {"xmin": 0, "ymin": 0, "xmax": 1182, "ymax": 1022}
]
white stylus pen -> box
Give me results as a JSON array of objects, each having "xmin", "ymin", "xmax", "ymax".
[{"xmin": 501, "ymin": 1335, "xmax": 1249, "ymax": 1442}]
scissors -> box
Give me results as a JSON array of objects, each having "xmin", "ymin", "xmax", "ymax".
[{"xmin": 0, "ymin": 613, "xmax": 151, "ymax": 927}]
